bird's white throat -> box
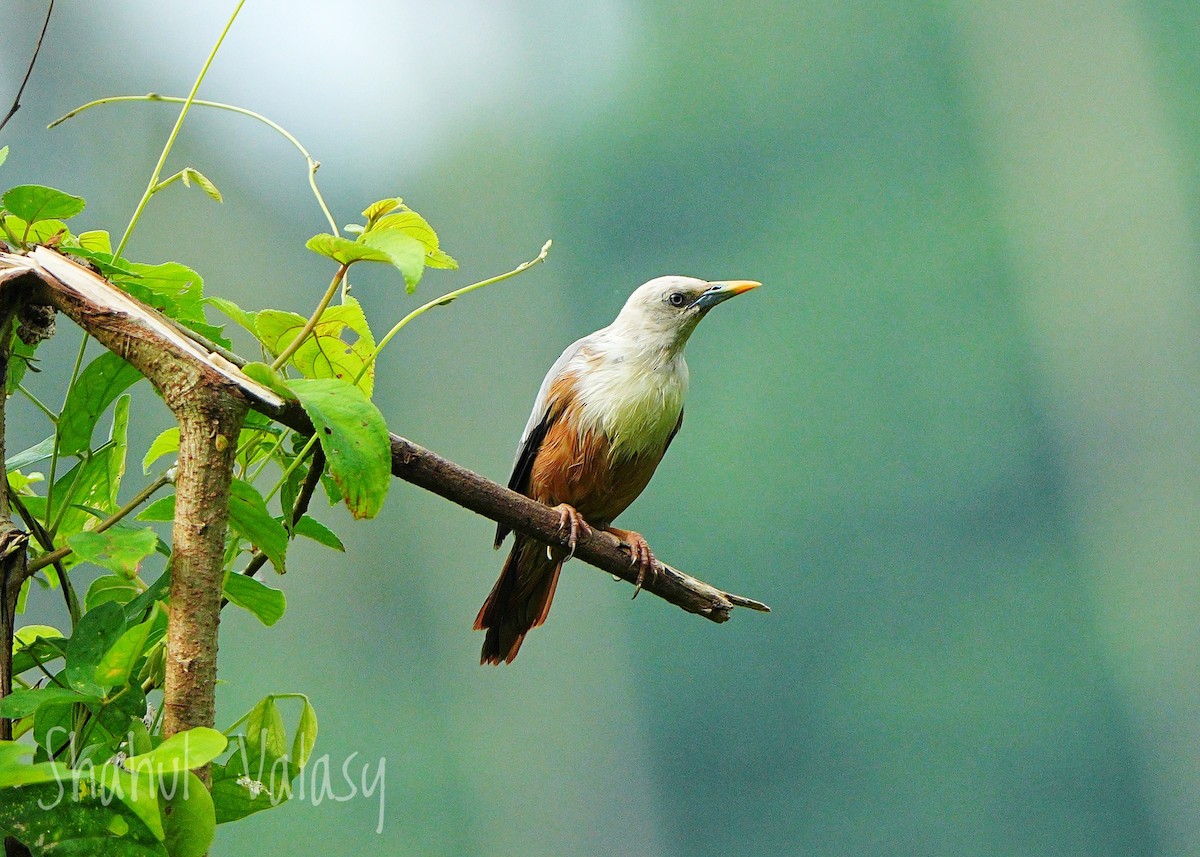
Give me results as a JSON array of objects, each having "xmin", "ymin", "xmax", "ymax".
[{"xmin": 571, "ymin": 346, "xmax": 689, "ymax": 457}]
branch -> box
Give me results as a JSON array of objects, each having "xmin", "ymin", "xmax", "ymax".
[
  {"xmin": 0, "ymin": 248, "xmax": 771, "ymax": 622},
  {"xmin": 0, "ymin": 0, "xmax": 54, "ymax": 135},
  {"xmin": 0, "ymin": 250, "xmax": 247, "ymax": 791}
]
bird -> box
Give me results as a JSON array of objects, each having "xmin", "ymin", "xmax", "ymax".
[{"xmin": 474, "ymin": 275, "xmax": 760, "ymax": 664}]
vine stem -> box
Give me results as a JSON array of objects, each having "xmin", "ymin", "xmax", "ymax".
[
  {"xmin": 113, "ymin": 0, "xmax": 246, "ymax": 259},
  {"xmin": 50, "ymin": 94, "xmax": 338, "ymax": 235},
  {"xmin": 43, "ymin": 330, "xmax": 89, "ymax": 527},
  {"xmin": 26, "ymin": 471, "xmax": 174, "ymax": 573},
  {"xmin": 270, "ymin": 263, "xmax": 349, "ymax": 371}
]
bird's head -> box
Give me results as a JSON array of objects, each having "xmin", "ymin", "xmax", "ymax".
[{"xmin": 611, "ymin": 275, "xmax": 761, "ymax": 355}]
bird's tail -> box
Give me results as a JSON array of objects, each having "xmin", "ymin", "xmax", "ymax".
[{"xmin": 474, "ymin": 535, "xmax": 563, "ymax": 665}]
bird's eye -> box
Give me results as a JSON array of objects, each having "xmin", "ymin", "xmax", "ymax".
[{"xmin": 667, "ymin": 292, "xmax": 688, "ymax": 308}]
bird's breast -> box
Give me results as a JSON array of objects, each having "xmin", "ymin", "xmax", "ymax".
[{"xmin": 570, "ymin": 353, "xmax": 687, "ymax": 458}]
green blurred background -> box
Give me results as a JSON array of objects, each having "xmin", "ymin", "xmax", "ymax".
[{"xmin": 6, "ymin": 1, "xmax": 1200, "ymax": 854}]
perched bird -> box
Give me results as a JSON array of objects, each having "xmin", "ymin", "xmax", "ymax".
[{"xmin": 475, "ymin": 276, "xmax": 760, "ymax": 664}]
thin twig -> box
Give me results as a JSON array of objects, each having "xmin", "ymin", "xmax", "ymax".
[
  {"xmin": 270, "ymin": 263, "xmax": 348, "ymax": 371},
  {"xmin": 114, "ymin": 0, "xmax": 246, "ymax": 257},
  {"xmin": 27, "ymin": 471, "xmax": 173, "ymax": 573},
  {"xmin": 0, "ymin": 0, "xmax": 54, "ymax": 134},
  {"xmin": 49, "ymin": 94, "xmax": 338, "ymax": 235},
  {"xmin": 8, "ymin": 491, "xmax": 78, "ymax": 625}
]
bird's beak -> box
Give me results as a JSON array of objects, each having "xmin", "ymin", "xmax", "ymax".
[{"xmin": 691, "ymin": 280, "xmax": 761, "ymax": 311}]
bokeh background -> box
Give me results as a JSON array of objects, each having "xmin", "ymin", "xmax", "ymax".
[{"xmin": 5, "ymin": 1, "xmax": 1200, "ymax": 854}]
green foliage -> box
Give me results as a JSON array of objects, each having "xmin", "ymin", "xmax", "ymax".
[
  {"xmin": 222, "ymin": 573, "xmax": 286, "ymax": 626},
  {"xmin": 68, "ymin": 527, "xmax": 159, "ymax": 578},
  {"xmin": 0, "ymin": 169, "xmax": 465, "ymax": 852},
  {"xmin": 2, "ymin": 184, "xmax": 86, "ymax": 222},
  {"xmin": 256, "ymin": 297, "xmax": 377, "ymax": 394},
  {"xmin": 289, "ymin": 378, "xmax": 391, "ymax": 520},
  {"xmin": 227, "ymin": 479, "xmax": 288, "ymax": 573},
  {"xmin": 307, "ymin": 197, "xmax": 458, "ymax": 292},
  {"xmin": 0, "ymin": 19, "xmax": 542, "ymax": 849},
  {"xmin": 211, "ymin": 694, "xmax": 317, "ymax": 823}
]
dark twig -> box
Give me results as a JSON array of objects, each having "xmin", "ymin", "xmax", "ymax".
[
  {"xmin": 0, "ymin": 0, "xmax": 55, "ymax": 135},
  {"xmin": 8, "ymin": 491, "xmax": 78, "ymax": 625}
]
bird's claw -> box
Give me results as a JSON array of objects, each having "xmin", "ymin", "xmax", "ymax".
[
  {"xmin": 552, "ymin": 504, "xmax": 590, "ymax": 560},
  {"xmin": 622, "ymin": 532, "xmax": 656, "ymax": 599}
]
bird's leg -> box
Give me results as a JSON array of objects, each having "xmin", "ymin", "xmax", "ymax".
[
  {"xmin": 605, "ymin": 527, "xmax": 656, "ymax": 598},
  {"xmin": 551, "ymin": 503, "xmax": 591, "ymax": 560}
]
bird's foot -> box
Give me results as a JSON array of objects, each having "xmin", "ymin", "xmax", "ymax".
[
  {"xmin": 607, "ymin": 527, "xmax": 656, "ymax": 598},
  {"xmin": 552, "ymin": 503, "xmax": 591, "ymax": 560}
]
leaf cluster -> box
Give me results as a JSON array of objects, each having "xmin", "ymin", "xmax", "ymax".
[{"xmin": 0, "ymin": 166, "xmax": 460, "ymax": 853}]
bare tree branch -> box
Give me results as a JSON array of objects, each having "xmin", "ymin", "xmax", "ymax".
[
  {"xmin": 0, "ymin": 247, "xmax": 771, "ymax": 623},
  {"xmin": 0, "ymin": 0, "xmax": 55, "ymax": 135}
]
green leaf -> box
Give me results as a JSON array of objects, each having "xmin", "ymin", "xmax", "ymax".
[
  {"xmin": 223, "ymin": 574, "xmax": 286, "ymax": 626},
  {"xmin": 291, "ymin": 298, "xmax": 376, "ymax": 395},
  {"xmin": 288, "ymin": 378, "xmax": 390, "ymax": 519},
  {"xmin": 239, "ymin": 361, "xmax": 290, "ymax": 397},
  {"xmin": 253, "ymin": 310, "xmax": 307, "ymax": 356},
  {"xmin": 228, "ymin": 479, "xmax": 288, "ymax": 573},
  {"xmin": 124, "ymin": 728, "xmax": 227, "ymax": 777},
  {"xmin": 90, "ymin": 760, "xmax": 164, "ymax": 842},
  {"xmin": 0, "ymin": 780, "xmax": 167, "ymax": 855},
  {"xmin": 33, "ymin": 697, "xmax": 75, "ymax": 757},
  {"xmin": 0, "ymin": 772, "xmax": 169, "ymax": 849},
  {"xmin": 97, "ymin": 677, "xmax": 149, "ymax": 736},
  {"xmin": 180, "ymin": 167, "xmax": 223, "ymax": 202},
  {"xmin": 362, "ymin": 197, "xmax": 401, "ymax": 224},
  {"xmin": 2, "ymin": 184, "xmax": 86, "ymax": 222},
  {"xmin": 14, "ymin": 624, "xmax": 62, "ymax": 647},
  {"xmin": 0, "ymin": 686, "xmax": 101, "ymax": 719},
  {"xmin": 10, "ymin": 634, "xmax": 68, "ymax": 679},
  {"xmin": 86, "ymin": 575, "xmax": 142, "ymax": 611},
  {"xmin": 292, "ymin": 515, "xmax": 345, "ymax": 551},
  {"xmin": 64, "ymin": 601, "xmax": 127, "ymax": 694},
  {"xmin": 210, "ymin": 739, "xmax": 284, "ymax": 823},
  {"xmin": 0, "ymin": 787, "xmax": 160, "ymax": 853},
  {"xmin": 68, "ymin": 527, "xmax": 159, "ymax": 579},
  {"xmin": 288, "ymin": 696, "xmax": 318, "ymax": 777},
  {"xmin": 137, "ymin": 495, "xmax": 175, "ymax": 522},
  {"xmin": 1, "ymin": 213, "xmax": 71, "ymax": 244},
  {"xmin": 53, "ymin": 396, "xmax": 132, "ymax": 545},
  {"xmin": 110, "ymin": 260, "xmax": 206, "ymax": 326},
  {"xmin": 359, "ymin": 226, "xmax": 425, "ymax": 292},
  {"xmin": 211, "ymin": 694, "xmax": 315, "ymax": 823},
  {"xmin": 243, "ymin": 697, "xmax": 287, "ymax": 762},
  {"xmin": 94, "ymin": 608, "xmax": 159, "ymax": 687},
  {"xmin": 58, "ymin": 352, "xmax": 143, "ymax": 457},
  {"xmin": 122, "ymin": 569, "xmax": 170, "ymax": 626},
  {"xmin": 0, "ymin": 741, "xmax": 70, "ymax": 788},
  {"xmin": 426, "ymin": 246, "xmax": 459, "ymax": 269},
  {"xmin": 142, "ymin": 427, "xmax": 180, "ymax": 474},
  {"xmin": 161, "ymin": 771, "xmax": 215, "ymax": 857},
  {"xmin": 7, "ymin": 469, "xmax": 44, "ymax": 495},
  {"xmin": 205, "ymin": 296, "xmax": 258, "ymax": 335},
  {"xmin": 320, "ymin": 470, "xmax": 343, "ymax": 506},
  {"xmin": 0, "ymin": 145, "xmax": 8, "ymax": 168},
  {"xmin": 77, "ymin": 229, "xmax": 112, "ymax": 254},
  {"xmin": 255, "ymin": 300, "xmax": 377, "ymax": 394},
  {"xmin": 373, "ymin": 209, "xmax": 457, "ymax": 268},
  {"xmin": 6, "ymin": 329, "xmax": 37, "ymax": 394},
  {"xmin": 6, "ymin": 435, "xmax": 55, "ymax": 471},
  {"xmin": 305, "ymin": 233, "xmax": 391, "ymax": 265}
]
